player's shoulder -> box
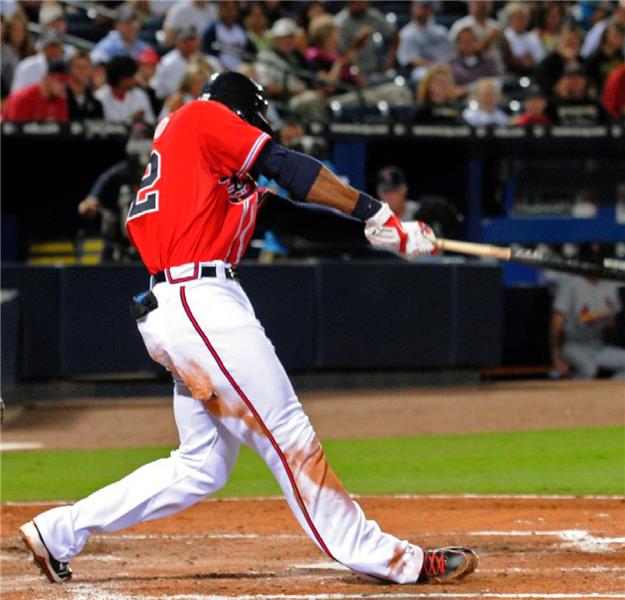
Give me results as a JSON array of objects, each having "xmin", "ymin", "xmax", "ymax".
[
  {"xmin": 181, "ymin": 99, "xmax": 249, "ymax": 131},
  {"xmin": 176, "ymin": 98, "xmax": 234, "ymax": 120}
]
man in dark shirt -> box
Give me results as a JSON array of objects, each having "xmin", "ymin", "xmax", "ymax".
[
  {"xmin": 66, "ymin": 51, "xmax": 103, "ymax": 120},
  {"xmin": 78, "ymin": 123, "xmax": 153, "ymax": 260},
  {"xmin": 547, "ymin": 64, "xmax": 611, "ymax": 125},
  {"xmin": 202, "ymin": 0, "xmax": 256, "ymax": 69}
]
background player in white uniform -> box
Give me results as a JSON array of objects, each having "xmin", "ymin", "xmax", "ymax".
[{"xmin": 20, "ymin": 72, "xmax": 478, "ymax": 586}]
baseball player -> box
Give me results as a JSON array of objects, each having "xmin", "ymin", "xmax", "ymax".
[{"xmin": 20, "ymin": 72, "xmax": 477, "ymax": 586}]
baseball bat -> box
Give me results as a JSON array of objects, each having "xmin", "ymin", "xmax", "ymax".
[{"xmin": 434, "ymin": 238, "xmax": 625, "ymax": 283}]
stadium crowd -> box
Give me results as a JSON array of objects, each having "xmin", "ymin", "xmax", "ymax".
[{"xmin": 1, "ymin": 0, "xmax": 624, "ymax": 126}]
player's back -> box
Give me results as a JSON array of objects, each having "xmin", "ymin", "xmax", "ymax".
[{"xmin": 126, "ymin": 99, "xmax": 271, "ymax": 274}]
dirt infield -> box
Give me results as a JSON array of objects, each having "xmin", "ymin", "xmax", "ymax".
[
  {"xmin": 2, "ymin": 379, "xmax": 624, "ymax": 598},
  {"xmin": 2, "ymin": 496, "xmax": 625, "ymax": 599}
]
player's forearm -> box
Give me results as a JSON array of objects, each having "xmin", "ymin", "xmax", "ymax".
[
  {"xmin": 306, "ymin": 166, "xmax": 359, "ymax": 213},
  {"xmin": 549, "ymin": 312, "xmax": 565, "ymax": 362}
]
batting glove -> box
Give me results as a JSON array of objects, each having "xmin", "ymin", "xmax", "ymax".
[{"xmin": 364, "ymin": 203, "xmax": 436, "ymax": 260}]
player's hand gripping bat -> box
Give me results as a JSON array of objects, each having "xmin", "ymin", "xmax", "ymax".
[{"xmin": 434, "ymin": 239, "xmax": 625, "ymax": 283}]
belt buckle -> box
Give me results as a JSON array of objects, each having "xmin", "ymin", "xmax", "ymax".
[{"xmin": 227, "ymin": 267, "xmax": 239, "ymax": 281}]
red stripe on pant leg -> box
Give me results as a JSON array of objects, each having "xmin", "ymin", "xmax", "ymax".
[{"xmin": 179, "ymin": 286, "xmax": 337, "ymax": 562}]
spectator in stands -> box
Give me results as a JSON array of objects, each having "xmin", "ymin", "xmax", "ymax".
[
  {"xmin": 295, "ymin": 0, "xmax": 328, "ymax": 52},
  {"xmin": 11, "ymin": 29, "xmax": 63, "ymax": 92},
  {"xmin": 147, "ymin": 0, "xmax": 176, "ymax": 18},
  {"xmin": 244, "ymin": 2, "xmax": 272, "ymax": 53},
  {"xmin": 151, "ymin": 25, "xmax": 201, "ymax": 100},
  {"xmin": 578, "ymin": 1, "xmax": 611, "ymax": 31},
  {"xmin": 304, "ymin": 14, "xmax": 412, "ymax": 118},
  {"xmin": 39, "ymin": 2, "xmax": 64, "ymax": 35},
  {"xmin": 414, "ymin": 63, "xmax": 464, "ymax": 124},
  {"xmin": 163, "ymin": 0, "xmax": 216, "ymax": 47},
  {"xmin": 462, "ymin": 77, "xmax": 508, "ymax": 126},
  {"xmin": 78, "ymin": 122, "xmax": 153, "ymax": 261},
  {"xmin": 2, "ymin": 59, "xmax": 68, "ymax": 122},
  {"xmin": 581, "ymin": 1, "xmax": 625, "ymax": 58},
  {"xmin": 95, "ymin": 56, "xmax": 155, "ymax": 124},
  {"xmin": 551, "ymin": 266, "xmax": 625, "ymax": 379},
  {"xmin": 202, "ymin": 0, "xmax": 256, "ymax": 71},
  {"xmin": 1, "ymin": 10, "xmax": 35, "ymax": 91},
  {"xmin": 375, "ymin": 164, "xmax": 463, "ymax": 237},
  {"xmin": 397, "ymin": 1, "xmax": 452, "ymax": 84},
  {"xmin": 584, "ymin": 22, "xmax": 624, "ymax": 95},
  {"xmin": 513, "ymin": 84, "xmax": 552, "ymax": 125},
  {"xmin": 90, "ymin": 4, "xmax": 153, "ymax": 66},
  {"xmin": 449, "ymin": 0, "xmax": 509, "ymax": 73},
  {"xmin": 305, "ymin": 14, "xmax": 364, "ymax": 92},
  {"xmin": 547, "ymin": 64, "xmax": 611, "ymax": 125},
  {"xmin": 503, "ymin": 2, "xmax": 545, "ymax": 74},
  {"xmin": 335, "ymin": 0, "xmax": 399, "ymax": 77},
  {"xmin": 255, "ymin": 18, "xmax": 324, "ymax": 119},
  {"xmin": 448, "ymin": 25, "xmax": 500, "ymax": 86},
  {"xmin": 535, "ymin": 23, "xmax": 584, "ymax": 94},
  {"xmin": 376, "ymin": 166, "xmax": 419, "ymax": 221},
  {"xmin": 264, "ymin": 0, "xmax": 287, "ymax": 27},
  {"xmin": 65, "ymin": 50, "xmax": 103, "ymax": 120},
  {"xmin": 603, "ymin": 62, "xmax": 625, "ymax": 120},
  {"xmin": 134, "ymin": 47, "xmax": 161, "ymax": 117},
  {"xmin": 532, "ymin": 2, "xmax": 564, "ymax": 56},
  {"xmin": 159, "ymin": 58, "xmax": 214, "ymax": 118},
  {"xmin": 38, "ymin": 2, "xmax": 75, "ymax": 61}
]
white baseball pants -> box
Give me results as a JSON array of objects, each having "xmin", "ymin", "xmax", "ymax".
[{"xmin": 34, "ymin": 262, "xmax": 425, "ymax": 583}]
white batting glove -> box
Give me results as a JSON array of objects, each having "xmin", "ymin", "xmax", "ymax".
[{"xmin": 364, "ymin": 203, "xmax": 437, "ymax": 260}]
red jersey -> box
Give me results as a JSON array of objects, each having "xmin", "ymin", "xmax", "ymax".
[
  {"xmin": 602, "ymin": 64, "xmax": 625, "ymax": 120},
  {"xmin": 2, "ymin": 84, "xmax": 68, "ymax": 123},
  {"xmin": 126, "ymin": 99, "xmax": 271, "ymax": 274}
]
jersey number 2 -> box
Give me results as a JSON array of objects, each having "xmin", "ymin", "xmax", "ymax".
[{"xmin": 127, "ymin": 150, "xmax": 161, "ymax": 222}]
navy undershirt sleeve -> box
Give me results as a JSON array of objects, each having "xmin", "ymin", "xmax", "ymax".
[{"xmin": 250, "ymin": 140, "xmax": 322, "ymax": 202}]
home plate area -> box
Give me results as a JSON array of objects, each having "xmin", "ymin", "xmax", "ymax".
[{"xmin": 2, "ymin": 495, "xmax": 624, "ymax": 600}]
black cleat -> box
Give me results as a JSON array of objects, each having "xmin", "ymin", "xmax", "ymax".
[
  {"xmin": 417, "ymin": 546, "xmax": 478, "ymax": 583},
  {"xmin": 19, "ymin": 521, "xmax": 72, "ymax": 583}
]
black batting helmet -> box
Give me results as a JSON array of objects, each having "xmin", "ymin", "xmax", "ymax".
[{"xmin": 201, "ymin": 72, "xmax": 273, "ymax": 136}]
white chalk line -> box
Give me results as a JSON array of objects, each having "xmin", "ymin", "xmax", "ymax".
[
  {"xmin": 462, "ymin": 530, "xmax": 625, "ymax": 553},
  {"xmin": 291, "ymin": 561, "xmax": 625, "ymax": 574},
  {"xmin": 0, "ymin": 441, "xmax": 43, "ymax": 452},
  {"xmin": 87, "ymin": 529, "xmax": 625, "ymax": 553},
  {"xmin": 4, "ymin": 493, "xmax": 625, "ymax": 506},
  {"xmin": 8, "ymin": 527, "xmax": 624, "ymax": 554},
  {"xmin": 63, "ymin": 589, "xmax": 625, "ymax": 600}
]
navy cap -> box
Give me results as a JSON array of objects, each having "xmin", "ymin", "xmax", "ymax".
[{"xmin": 376, "ymin": 166, "xmax": 407, "ymax": 191}]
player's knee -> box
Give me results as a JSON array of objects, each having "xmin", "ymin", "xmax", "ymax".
[{"xmin": 173, "ymin": 447, "xmax": 231, "ymax": 493}]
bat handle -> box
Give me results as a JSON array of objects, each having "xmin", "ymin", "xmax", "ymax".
[{"xmin": 435, "ymin": 238, "xmax": 512, "ymax": 261}]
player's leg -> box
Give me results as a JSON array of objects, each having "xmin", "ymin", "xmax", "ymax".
[
  {"xmin": 561, "ymin": 342, "xmax": 598, "ymax": 378},
  {"xmin": 595, "ymin": 345, "xmax": 625, "ymax": 378},
  {"xmin": 175, "ymin": 282, "xmax": 476, "ymax": 584},
  {"xmin": 26, "ymin": 377, "xmax": 239, "ymax": 564}
]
